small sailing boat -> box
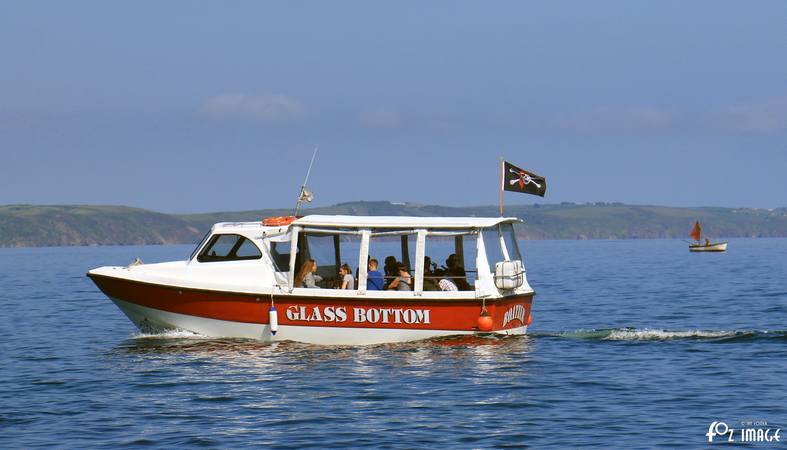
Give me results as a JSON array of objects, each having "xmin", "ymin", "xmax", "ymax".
[{"xmin": 688, "ymin": 221, "xmax": 727, "ymax": 252}]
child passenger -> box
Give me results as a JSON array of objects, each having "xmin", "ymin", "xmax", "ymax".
[{"xmin": 338, "ymin": 263, "xmax": 355, "ymax": 290}]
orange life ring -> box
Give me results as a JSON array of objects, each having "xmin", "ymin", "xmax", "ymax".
[{"xmin": 262, "ymin": 216, "xmax": 298, "ymax": 226}]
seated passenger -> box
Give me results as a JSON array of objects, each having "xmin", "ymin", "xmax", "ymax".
[
  {"xmin": 367, "ymin": 259, "xmax": 384, "ymax": 291},
  {"xmin": 446, "ymin": 253, "xmax": 471, "ymax": 291},
  {"xmin": 422, "ymin": 256, "xmax": 439, "ymax": 291},
  {"xmin": 435, "ymin": 268, "xmax": 458, "ymax": 291},
  {"xmin": 338, "ymin": 263, "xmax": 355, "ymax": 290},
  {"xmin": 383, "ymin": 255, "xmax": 397, "ymax": 288},
  {"xmin": 387, "ymin": 262, "xmax": 411, "ymax": 291},
  {"xmin": 295, "ymin": 259, "xmax": 322, "ymax": 288}
]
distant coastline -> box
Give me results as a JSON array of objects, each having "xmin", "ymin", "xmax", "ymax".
[{"xmin": 1, "ymin": 201, "xmax": 786, "ymax": 248}]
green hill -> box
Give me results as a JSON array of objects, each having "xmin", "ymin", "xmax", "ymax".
[
  {"xmin": 1, "ymin": 202, "xmax": 786, "ymax": 247},
  {"xmin": 178, "ymin": 201, "xmax": 787, "ymax": 240},
  {"xmin": 0, "ymin": 205, "xmax": 201, "ymax": 247}
]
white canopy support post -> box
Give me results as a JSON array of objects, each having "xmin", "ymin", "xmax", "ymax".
[
  {"xmin": 414, "ymin": 229, "xmax": 426, "ymax": 295},
  {"xmin": 357, "ymin": 229, "xmax": 370, "ymax": 295},
  {"xmin": 498, "ymin": 224, "xmax": 510, "ymax": 261},
  {"xmin": 288, "ymin": 226, "xmax": 300, "ymax": 292},
  {"xmin": 475, "ymin": 229, "xmax": 495, "ymax": 297}
]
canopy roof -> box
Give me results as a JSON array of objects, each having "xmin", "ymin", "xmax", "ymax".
[{"xmin": 292, "ymin": 215, "xmax": 520, "ymax": 229}]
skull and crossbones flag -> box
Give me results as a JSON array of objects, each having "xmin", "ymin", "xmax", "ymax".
[{"xmin": 503, "ymin": 161, "xmax": 546, "ymax": 197}]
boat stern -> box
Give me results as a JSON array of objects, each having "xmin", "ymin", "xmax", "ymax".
[{"xmin": 485, "ymin": 294, "xmax": 534, "ymax": 334}]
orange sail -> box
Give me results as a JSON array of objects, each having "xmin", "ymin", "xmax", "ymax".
[{"xmin": 690, "ymin": 221, "xmax": 702, "ymax": 241}]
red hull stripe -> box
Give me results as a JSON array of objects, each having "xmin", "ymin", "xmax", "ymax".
[{"xmin": 88, "ymin": 274, "xmax": 533, "ymax": 332}]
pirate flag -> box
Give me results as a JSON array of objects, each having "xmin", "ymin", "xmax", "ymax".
[{"xmin": 503, "ymin": 161, "xmax": 546, "ymax": 197}]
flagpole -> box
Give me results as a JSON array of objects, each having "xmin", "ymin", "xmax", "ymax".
[{"xmin": 499, "ymin": 157, "xmax": 504, "ymax": 216}]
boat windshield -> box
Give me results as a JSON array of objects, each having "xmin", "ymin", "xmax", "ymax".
[
  {"xmin": 197, "ymin": 234, "xmax": 262, "ymax": 262},
  {"xmin": 502, "ymin": 222, "xmax": 523, "ymax": 261},
  {"xmin": 189, "ymin": 230, "xmax": 212, "ymax": 261},
  {"xmin": 482, "ymin": 223, "xmax": 522, "ymax": 264}
]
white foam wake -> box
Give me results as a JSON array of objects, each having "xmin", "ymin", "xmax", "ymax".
[
  {"xmin": 133, "ymin": 329, "xmax": 209, "ymax": 339},
  {"xmin": 604, "ymin": 328, "xmax": 737, "ymax": 341}
]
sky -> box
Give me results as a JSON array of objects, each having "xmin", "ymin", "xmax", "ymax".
[{"xmin": 1, "ymin": 1, "xmax": 786, "ymax": 213}]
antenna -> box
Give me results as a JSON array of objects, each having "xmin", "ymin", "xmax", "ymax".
[{"xmin": 294, "ymin": 147, "xmax": 318, "ymax": 216}]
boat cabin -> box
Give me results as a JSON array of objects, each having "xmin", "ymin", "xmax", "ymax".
[{"xmin": 189, "ymin": 215, "xmax": 531, "ymax": 298}]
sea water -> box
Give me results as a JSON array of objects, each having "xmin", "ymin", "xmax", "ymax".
[{"xmin": 0, "ymin": 239, "xmax": 785, "ymax": 448}]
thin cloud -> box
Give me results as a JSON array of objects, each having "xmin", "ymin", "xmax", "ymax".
[
  {"xmin": 197, "ymin": 93, "xmax": 305, "ymax": 122},
  {"xmin": 718, "ymin": 97, "xmax": 787, "ymax": 132},
  {"xmin": 359, "ymin": 108, "xmax": 401, "ymax": 129}
]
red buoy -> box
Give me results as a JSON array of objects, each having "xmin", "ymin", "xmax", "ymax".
[{"xmin": 477, "ymin": 313, "xmax": 493, "ymax": 332}]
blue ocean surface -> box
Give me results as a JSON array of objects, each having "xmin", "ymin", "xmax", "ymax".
[{"xmin": 1, "ymin": 239, "xmax": 785, "ymax": 448}]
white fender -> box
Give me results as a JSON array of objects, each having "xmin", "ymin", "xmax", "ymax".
[{"xmin": 269, "ymin": 305, "xmax": 278, "ymax": 335}]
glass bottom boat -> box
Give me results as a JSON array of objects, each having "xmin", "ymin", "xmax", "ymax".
[{"xmin": 88, "ymin": 215, "xmax": 535, "ymax": 345}]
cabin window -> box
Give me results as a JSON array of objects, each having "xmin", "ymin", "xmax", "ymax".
[
  {"xmin": 269, "ymin": 241, "xmax": 293, "ymax": 271},
  {"xmin": 367, "ymin": 232, "xmax": 417, "ymax": 291},
  {"xmin": 299, "ymin": 234, "xmax": 336, "ymax": 288},
  {"xmin": 197, "ymin": 234, "xmax": 262, "ymax": 262},
  {"xmin": 423, "ymin": 233, "xmax": 476, "ymax": 291},
  {"xmin": 236, "ymin": 238, "xmax": 263, "ymax": 258},
  {"xmin": 293, "ymin": 232, "xmax": 362, "ymax": 289}
]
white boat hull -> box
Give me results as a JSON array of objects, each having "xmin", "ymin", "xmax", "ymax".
[
  {"xmin": 111, "ymin": 297, "xmax": 528, "ymax": 345},
  {"xmin": 689, "ymin": 242, "xmax": 728, "ymax": 252}
]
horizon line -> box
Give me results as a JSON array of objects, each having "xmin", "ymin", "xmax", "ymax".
[{"xmin": 2, "ymin": 200, "xmax": 786, "ymax": 216}]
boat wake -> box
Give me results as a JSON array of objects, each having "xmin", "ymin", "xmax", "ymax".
[
  {"xmin": 132, "ymin": 329, "xmax": 210, "ymax": 340},
  {"xmin": 532, "ymin": 328, "xmax": 787, "ymax": 342},
  {"xmin": 127, "ymin": 327, "xmax": 787, "ymax": 345}
]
